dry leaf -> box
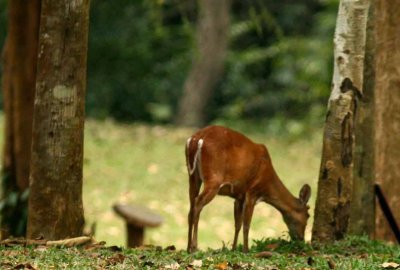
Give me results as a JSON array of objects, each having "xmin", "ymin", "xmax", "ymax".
[
  {"xmin": 164, "ymin": 245, "xmax": 176, "ymax": 251},
  {"xmin": 34, "ymin": 246, "xmax": 49, "ymax": 252},
  {"xmin": 255, "ymin": 251, "xmax": 273, "ymax": 258},
  {"xmin": 164, "ymin": 262, "xmax": 180, "ymax": 269},
  {"xmin": 381, "ymin": 262, "xmax": 400, "ymax": 269},
  {"xmin": 266, "ymin": 243, "xmax": 280, "ymax": 250},
  {"xmin": 191, "ymin": 260, "xmax": 203, "ymax": 268},
  {"xmin": 13, "ymin": 263, "xmax": 36, "ymax": 270},
  {"xmin": 105, "ymin": 253, "xmax": 126, "ymax": 266},
  {"xmin": 215, "ymin": 262, "xmax": 228, "ymax": 270},
  {"xmin": 327, "ymin": 258, "xmax": 336, "ymax": 269}
]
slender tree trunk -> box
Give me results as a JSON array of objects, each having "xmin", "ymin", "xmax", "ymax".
[
  {"xmin": 312, "ymin": 0, "xmax": 370, "ymax": 242},
  {"xmin": 349, "ymin": 0, "xmax": 376, "ymax": 237},
  {"xmin": 1, "ymin": 0, "xmax": 40, "ymax": 237},
  {"xmin": 374, "ymin": 0, "xmax": 400, "ymax": 243},
  {"xmin": 27, "ymin": 0, "xmax": 90, "ymax": 240},
  {"xmin": 175, "ymin": 0, "xmax": 231, "ymax": 127}
]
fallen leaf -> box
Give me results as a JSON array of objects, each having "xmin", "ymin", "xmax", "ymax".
[
  {"xmin": 165, "ymin": 262, "xmax": 180, "ymax": 269},
  {"xmin": 266, "ymin": 243, "xmax": 280, "ymax": 250},
  {"xmin": 381, "ymin": 262, "xmax": 400, "ymax": 269},
  {"xmin": 107, "ymin": 246, "xmax": 122, "ymax": 252},
  {"xmin": 255, "ymin": 251, "xmax": 273, "ymax": 258},
  {"xmin": 142, "ymin": 261, "xmax": 155, "ymax": 268},
  {"xmin": 13, "ymin": 263, "xmax": 36, "ymax": 270},
  {"xmin": 3, "ymin": 250, "xmax": 22, "ymax": 257},
  {"xmin": 105, "ymin": 253, "xmax": 126, "ymax": 266},
  {"xmin": 359, "ymin": 253, "xmax": 368, "ymax": 259},
  {"xmin": 165, "ymin": 245, "xmax": 176, "ymax": 251},
  {"xmin": 84, "ymin": 241, "xmax": 106, "ymax": 251},
  {"xmin": 191, "ymin": 260, "xmax": 203, "ymax": 268},
  {"xmin": 34, "ymin": 245, "xmax": 49, "ymax": 252},
  {"xmin": 327, "ymin": 258, "xmax": 336, "ymax": 269},
  {"xmin": 215, "ymin": 262, "xmax": 228, "ymax": 270}
]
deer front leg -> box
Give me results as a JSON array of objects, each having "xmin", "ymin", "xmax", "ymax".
[
  {"xmin": 232, "ymin": 198, "xmax": 244, "ymax": 250},
  {"xmin": 242, "ymin": 194, "xmax": 256, "ymax": 253}
]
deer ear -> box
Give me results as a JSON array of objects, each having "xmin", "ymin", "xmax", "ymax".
[{"xmin": 299, "ymin": 184, "xmax": 311, "ymax": 205}]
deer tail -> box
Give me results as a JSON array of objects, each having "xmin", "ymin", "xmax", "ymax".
[{"xmin": 185, "ymin": 137, "xmax": 204, "ymax": 177}]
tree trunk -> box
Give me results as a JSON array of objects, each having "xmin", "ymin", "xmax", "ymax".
[
  {"xmin": 175, "ymin": 0, "xmax": 231, "ymax": 127},
  {"xmin": 374, "ymin": 0, "xmax": 400, "ymax": 243},
  {"xmin": 312, "ymin": 0, "xmax": 370, "ymax": 242},
  {"xmin": 27, "ymin": 0, "xmax": 90, "ymax": 240},
  {"xmin": 1, "ymin": 0, "xmax": 40, "ymax": 237},
  {"xmin": 348, "ymin": 0, "xmax": 376, "ymax": 237}
]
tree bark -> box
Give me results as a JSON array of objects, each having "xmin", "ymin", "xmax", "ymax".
[
  {"xmin": 175, "ymin": 0, "xmax": 231, "ymax": 127},
  {"xmin": 27, "ymin": 0, "xmax": 90, "ymax": 240},
  {"xmin": 1, "ymin": 0, "xmax": 40, "ymax": 237},
  {"xmin": 312, "ymin": 0, "xmax": 370, "ymax": 242},
  {"xmin": 374, "ymin": 0, "xmax": 400, "ymax": 243},
  {"xmin": 348, "ymin": 0, "xmax": 376, "ymax": 237}
]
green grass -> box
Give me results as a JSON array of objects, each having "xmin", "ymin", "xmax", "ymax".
[
  {"xmin": 1, "ymin": 236, "xmax": 399, "ymax": 269},
  {"xmin": 1, "ymin": 117, "xmax": 399, "ymax": 269},
  {"xmin": 82, "ymin": 119, "xmax": 322, "ymax": 249}
]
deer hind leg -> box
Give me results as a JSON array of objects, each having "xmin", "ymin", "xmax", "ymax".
[
  {"xmin": 190, "ymin": 181, "xmax": 220, "ymax": 252},
  {"xmin": 232, "ymin": 197, "xmax": 244, "ymax": 250},
  {"xmin": 187, "ymin": 174, "xmax": 201, "ymax": 252},
  {"xmin": 242, "ymin": 194, "xmax": 256, "ymax": 253}
]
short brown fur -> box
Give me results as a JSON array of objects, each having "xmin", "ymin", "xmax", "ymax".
[{"xmin": 186, "ymin": 126, "xmax": 311, "ymax": 252}]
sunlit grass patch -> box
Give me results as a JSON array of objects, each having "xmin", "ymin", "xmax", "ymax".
[{"xmin": 83, "ymin": 119, "xmax": 322, "ymax": 249}]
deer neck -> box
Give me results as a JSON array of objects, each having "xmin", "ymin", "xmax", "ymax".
[{"xmin": 264, "ymin": 173, "xmax": 301, "ymax": 216}]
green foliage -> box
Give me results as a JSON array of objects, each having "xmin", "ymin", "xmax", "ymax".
[
  {"xmin": 214, "ymin": 0, "xmax": 338, "ymax": 123},
  {"xmin": 87, "ymin": 0, "xmax": 192, "ymax": 122},
  {"xmin": 0, "ymin": 0, "xmax": 339, "ymax": 124},
  {"xmin": 86, "ymin": 0, "xmax": 339, "ymax": 123}
]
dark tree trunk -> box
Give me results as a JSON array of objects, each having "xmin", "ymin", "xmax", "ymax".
[
  {"xmin": 175, "ymin": 0, "xmax": 231, "ymax": 127},
  {"xmin": 374, "ymin": 0, "xmax": 400, "ymax": 243},
  {"xmin": 1, "ymin": 0, "xmax": 40, "ymax": 237},
  {"xmin": 27, "ymin": 0, "xmax": 90, "ymax": 240}
]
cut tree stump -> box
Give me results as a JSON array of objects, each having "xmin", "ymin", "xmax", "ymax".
[{"xmin": 113, "ymin": 203, "xmax": 163, "ymax": 248}]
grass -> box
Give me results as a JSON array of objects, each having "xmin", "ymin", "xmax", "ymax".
[
  {"xmin": 1, "ymin": 117, "xmax": 399, "ymax": 269},
  {"xmin": 82, "ymin": 118, "xmax": 322, "ymax": 249},
  {"xmin": 1, "ymin": 236, "xmax": 399, "ymax": 269}
]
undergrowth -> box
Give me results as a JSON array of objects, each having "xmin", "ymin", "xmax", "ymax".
[{"xmin": 1, "ymin": 236, "xmax": 399, "ymax": 269}]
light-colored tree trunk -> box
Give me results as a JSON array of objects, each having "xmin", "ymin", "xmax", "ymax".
[
  {"xmin": 27, "ymin": 0, "xmax": 90, "ymax": 240},
  {"xmin": 374, "ymin": 0, "xmax": 400, "ymax": 243},
  {"xmin": 175, "ymin": 0, "xmax": 230, "ymax": 127},
  {"xmin": 312, "ymin": 0, "xmax": 370, "ymax": 242},
  {"xmin": 1, "ymin": 0, "xmax": 40, "ymax": 237}
]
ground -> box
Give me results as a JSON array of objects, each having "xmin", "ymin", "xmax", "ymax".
[{"xmin": 1, "ymin": 237, "xmax": 399, "ymax": 269}]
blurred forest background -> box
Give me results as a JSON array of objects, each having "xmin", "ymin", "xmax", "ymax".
[
  {"xmin": 0, "ymin": 0, "xmax": 339, "ymax": 248},
  {"xmin": 1, "ymin": 0, "xmax": 336, "ymax": 129}
]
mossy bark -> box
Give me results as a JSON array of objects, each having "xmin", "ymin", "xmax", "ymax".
[{"xmin": 27, "ymin": 0, "xmax": 90, "ymax": 240}]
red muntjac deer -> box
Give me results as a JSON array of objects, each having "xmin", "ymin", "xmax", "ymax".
[{"xmin": 185, "ymin": 125, "xmax": 311, "ymax": 252}]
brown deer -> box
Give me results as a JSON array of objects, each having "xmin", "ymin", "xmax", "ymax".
[{"xmin": 185, "ymin": 125, "xmax": 311, "ymax": 252}]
